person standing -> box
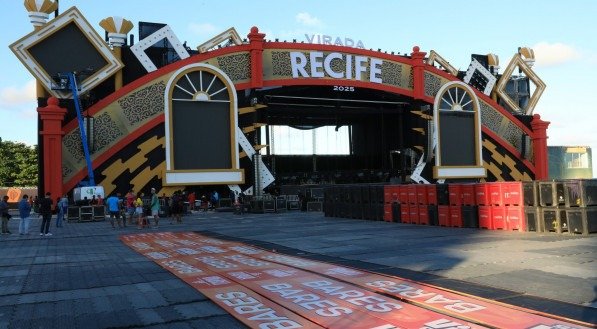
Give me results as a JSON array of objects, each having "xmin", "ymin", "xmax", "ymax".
[
  {"xmin": 135, "ymin": 192, "xmax": 145, "ymax": 229},
  {"xmin": 150, "ymin": 188, "xmax": 160, "ymax": 229},
  {"xmin": 125, "ymin": 189, "xmax": 135, "ymax": 226},
  {"xmin": 18, "ymin": 195, "xmax": 31, "ymax": 235},
  {"xmin": 39, "ymin": 192, "xmax": 53, "ymax": 236},
  {"xmin": 105, "ymin": 193, "xmax": 121, "ymax": 229},
  {"xmin": 1, "ymin": 195, "xmax": 11, "ymax": 235},
  {"xmin": 55, "ymin": 195, "xmax": 68, "ymax": 228}
]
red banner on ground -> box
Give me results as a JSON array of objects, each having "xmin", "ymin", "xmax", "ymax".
[{"xmin": 121, "ymin": 232, "xmax": 592, "ymax": 329}]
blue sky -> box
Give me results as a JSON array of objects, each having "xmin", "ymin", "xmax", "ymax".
[{"xmin": 1, "ymin": 0, "xmax": 596, "ymax": 172}]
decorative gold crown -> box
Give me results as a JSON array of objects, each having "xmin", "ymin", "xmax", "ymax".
[
  {"xmin": 24, "ymin": 0, "xmax": 58, "ymax": 13},
  {"xmin": 99, "ymin": 16, "xmax": 134, "ymax": 34},
  {"xmin": 518, "ymin": 46, "xmax": 535, "ymax": 67},
  {"xmin": 99, "ymin": 16, "xmax": 134, "ymax": 46}
]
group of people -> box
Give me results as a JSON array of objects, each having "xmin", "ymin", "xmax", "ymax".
[
  {"xmin": 0, "ymin": 187, "xmax": 237, "ymax": 236},
  {"xmin": 0, "ymin": 192, "xmax": 61, "ymax": 236},
  {"xmin": 104, "ymin": 188, "xmax": 186, "ymax": 230}
]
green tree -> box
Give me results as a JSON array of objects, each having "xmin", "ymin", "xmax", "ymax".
[{"xmin": 0, "ymin": 137, "xmax": 38, "ymax": 187}]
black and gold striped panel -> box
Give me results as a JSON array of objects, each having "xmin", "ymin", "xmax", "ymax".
[{"xmin": 482, "ymin": 135, "xmax": 533, "ymax": 182}]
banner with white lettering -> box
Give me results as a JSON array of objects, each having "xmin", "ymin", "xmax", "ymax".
[{"xmin": 121, "ymin": 232, "xmax": 591, "ymax": 329}]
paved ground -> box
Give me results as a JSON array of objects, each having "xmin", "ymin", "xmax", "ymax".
[{"xmin": 0, "ymin": 209, "xmax": 595, "ymax": 328}]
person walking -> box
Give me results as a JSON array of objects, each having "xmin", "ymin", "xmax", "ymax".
[
  {"xmin": 150, "ymin": 188, "xmax": 160, "ymax": 229},
  {"xmin": 18, "ymin": 194, "xmax": 31, "ymax": 235},
  {"xmin": 55, "ymin": 195, "xmax": 68, "ymax": 228},
  {"xmin": 105, "ymin": 193, "xmax": 122, "ymax": 229},
  {"xmin": 1, "ymin": 195, "xmax": 11, "ymax": 235},
  {"xmin": 39, "ymin": 192, "xmax": 53, "ymax": 236}
]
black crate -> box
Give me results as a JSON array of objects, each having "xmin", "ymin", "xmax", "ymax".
[
  {"xmin": 523, "ymin": 181, "xmax": 538, "ymax": 206},
  {"xmin": 350, "ymin": 185, "xmax": 362, "ymax": 203},
  {"xmin": 539, "ymin": 181, "xmax": 565, "ymax": 207},
  {"xmin": 541, "ymin": 207, "xmax": 569, "ymax": 234},
  {"xmin": 307, "ymin": 201, "xmax": 322, "ymax": 212},
  {"xmin": 524, "ymin": 206, "xmax": 541, "ymax": 232},
  {"xmin": 347, "ymin": 202, "xmax": 358, "ymax": 219},
  {"xmin": 428, "ymin": 205, "xmax": 438, "ymax": 226},
  {"xmin": 332, "ymin": 202, "xmax": 342, "ymax": 217},
  {"xmin": 563, "ymin": 179, "xmax": 597, "ymax": 207},
  {"xmin": 275, "ymin": 198, "xmax": 287, "ymax": 213},
  {"xmin": 361, "ymin": 185, "xmax": 370, "ymax": 204},
  {"xmin": 462, "ymin": 205, "xmax": 479, "ymax": 228},
  {"xmin": 391, "ymin": 202, "xmax": 401, "ymax": 223},
  {"xmin": 565, "ymin": 207, "xmax": 597, "ymax": 235},
  {"xmin": 67, "ymin": 206, "xmax": 80, "ymax": 221},
  {"xmin": 436, "ymin": 184, "xmax": 450, "ymax": 205},
  {"xmin": 374, "ymin": 185, "xmax": 385, "ymax": 204},
  {"xmin": 250, "ymin": 200, "xmax": 265, "ymax": 213},
  {"xmin": 375, "ymin": 204, "xmax": 384, "ymax": 221}
]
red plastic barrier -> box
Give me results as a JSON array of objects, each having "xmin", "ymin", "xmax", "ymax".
[
  {"xmin": 391, "ymin": 185, "xmax": 400, "ymax": 203},
  {"xmin": 400, "ymin": 203, "xmax": 410, "ymax": 223},
  {"xmin": 438, "ymin": 205, "xmax": 450, "ymax": 226},
  {"xmin": 489, "ymin": 182, "xmax": 505, "ymax": 206},
  {"xmin": 449, "ymin": 205, "xmax": 463, "ymax": 227},
  {"xmin": 503, "ymin": 182, "xmax": 522, "ymax": 206},
  {"xmin": 475, "ymin": 183, "xmax": 491, "ymax": 206},
  {"xmin": 506, "ymin": 206, "xmax": 526, "ymax": 231},
  {"xmin": 409, "ymin": 204, "xmax": 420, "ymax": 224},
  {"xmin": 383, "ymin": 185, "xmax": 391, "ymax": 204},
  {"xmin": 478, "ymin": 206, "xmax": 492, "ymax": 229},
  {"xmin": 418, "ymin": 205, "xmax": 429, "ymax": 225},
  {"xmin": 383, "ymin": 204, "xmax": 392, "ymax": 222},
  {"xmin": 461, "ymin": 184, "xmax": 476, "ymax": 206},
  {"xmin": 398, "ymin": 185, "xmax": 408, "ymax": 204},
  {"xmin": 449, "ymin": 184, "xmax": 463, "ymax": 205},
  {"xmin": 491, "ymin": 206, "xmax": 507, "ymax": 230},
  {"xmin": 426, "ymin": 184, "xmax": 438, "ymax": 205},
  {"xmin": 416, "ymin": 185, "xmax": 428, "ymax": 205},
  {"xmin": 383, "ymin": 185, "xmax": 400, "ymax": 204},
  {"xmin": 407, "ymin": 185, "xmax": 417, "ymax": 205}
]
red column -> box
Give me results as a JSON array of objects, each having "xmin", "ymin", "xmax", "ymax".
[
  {"xmin": 37, "ymin": 97, "xmax": 67, "ymax": 198},
  {"xmin": 530, "ymin": 114, "xmax": 550, "ymax": 180},
  {"xmin": 410, "ymin": 46, "xmax": 427, "ymax": 100},
  {"xmin": 247, "ymin": 26, "xmax": 265, "ymax": 89}
]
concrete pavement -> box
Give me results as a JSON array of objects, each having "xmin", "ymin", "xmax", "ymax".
[{"xmin": 0, "ymin": 210, "xmax": 595, "ymax": 328}]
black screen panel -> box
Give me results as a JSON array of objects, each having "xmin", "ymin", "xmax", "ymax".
[
  {"xmin": 28, "ymin": 22, "xmax": 108, "ymax": 77},
  {"xmin": 439, "ymin": 111, "xmax": 476, "ymax": 166},
  {"xmin": 172, "ymin": 101, "xmax": 231, "ymax": 169}
]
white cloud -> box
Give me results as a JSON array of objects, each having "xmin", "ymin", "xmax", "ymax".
[
  {"xmin": 296, "ymin": 12, "xmax": 322, "ymax": 27},
  {"xmin": 532, "ymin": 42, "xmax": 581, "ymax": 67},
  {"xmin": 188, "ymin": 22, "xmax": 218, "ymax": 36},
  {"xmin": 0, "ymin": 79, "xmax": 36, "ymax": 106}
]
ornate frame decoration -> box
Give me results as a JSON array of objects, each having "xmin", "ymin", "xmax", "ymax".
[
  {"xmin": 10, "ymin": 6, "xmax": 123, "ymax": 98},
  {"xmin": 130, "ymin": 25, "xmax": 189, "ymax": 72},
  {"xmin": 164, "ymin": 63, "xmax": 243, "ymax": 185},
  {"xmin": 463, "ymin": 58, "xmax": 497, "ymax": 96},
  {"xmin": 495, "ymin": 54, "xmax": 546, "ymax": 115},
  {"xmin": 433, "ymin": 81, "xmax": 486, "ymax": 179},
  {"xmin": 426, "ymin": 50, "xmax": 458, "ymax": 76}
]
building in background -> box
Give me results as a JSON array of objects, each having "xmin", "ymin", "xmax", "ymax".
[{"xmin": 548, "ymin": 146, "xmax": 593, "ymax": 179}]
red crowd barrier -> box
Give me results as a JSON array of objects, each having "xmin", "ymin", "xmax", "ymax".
[
  {"xmin": 475, "ymin": 183, "xmax": 491, "ymax": 206},
  {"xmin": 479, "ymin": 206, "xmax": 492, "ymax": 229},
  {"xmin": 491, "ymin": 206, "xmax": 507, "ymax": 230},
  {"xmin": 506, "ymin": 206, "xmax": 526, "ymax": 231},
  {"xmin": 426, "ymin": 184, "xmax": 438, "ymax": 205},
  {"xmin": 438, "ymin": 205, "xmax": 450, "ymax": 226}
]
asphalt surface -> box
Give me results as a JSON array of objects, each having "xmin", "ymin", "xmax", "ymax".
[{"xmin": 0, "ymin": 209, "xmax": 595, "ymax": 328}]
